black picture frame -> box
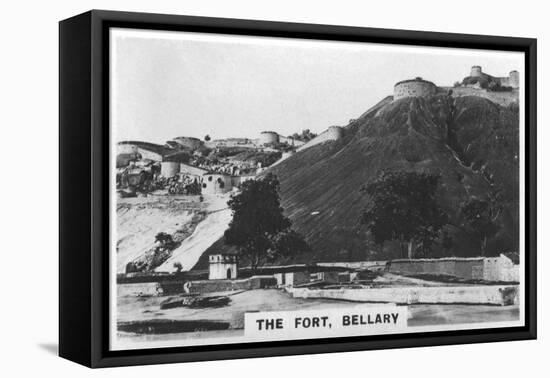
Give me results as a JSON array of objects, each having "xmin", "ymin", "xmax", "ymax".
[{"xmin": 59, "ymin": 9, "xmax": 537, "ymax": 368}]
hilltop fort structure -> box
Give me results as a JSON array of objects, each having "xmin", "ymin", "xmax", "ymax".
[
  {"xmin": 393, "ymin": 78, "xmax": 437, "ymax": 100},
  {"xmin": 393, "ymin": 66, "xmax": 519, "ymax": 101},
  {"xmin": 117, "ymin": 65, "xmax": 518, "ymax": 186},
  {"xmin": 468, "ymin": 66, "xmax": 519, "ymax": 89}
]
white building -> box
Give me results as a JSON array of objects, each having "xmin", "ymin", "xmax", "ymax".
[{"xmin": 208, "ymin": 254, "xmax": 238, "ymax": 280}]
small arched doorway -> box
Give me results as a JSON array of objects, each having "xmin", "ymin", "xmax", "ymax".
[{"xmin": 227, "ymin": 268, "xmax": 232, "ymax": 279}]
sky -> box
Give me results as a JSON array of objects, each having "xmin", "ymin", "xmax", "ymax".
[{"xmin": 110, "ymin": 28, "xmax": 524, "ymax": 144}]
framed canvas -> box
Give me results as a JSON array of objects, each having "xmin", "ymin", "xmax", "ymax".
[{"xmin": 59, "ymin": 10, "xmax": 536, "ymax": 368}]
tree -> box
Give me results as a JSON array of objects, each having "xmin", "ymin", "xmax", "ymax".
[
  {"xmin": 289, "ymin": 129, "xmax": 317, "ymax": 142},
  {"xmin": 267, "ymin": 229, "xmax": 310, "ymax": 263},
  {"xmin": 224, "ymin": 173, "xmax": 309, "ymax": 269},
  {"xmin": 204, "ymin": 134, "xmax": 211, "ymax": 141},
  {"xmin": 460, "ymin": 198, "xmax": 500, "ymax": 256},
  {"xmin": 155, "ymin": 232, "xmax": 174, "ymax": 247},
  {"xmin": 441, "ymin": 230, "xmax": 454, "ymax": 255},
  {"xmin": 359, "ymin": 171, "xmax": 447, "ymax": 259}
]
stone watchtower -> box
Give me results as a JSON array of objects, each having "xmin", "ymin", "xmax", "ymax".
[
  {"xmin": 470, "ymin": 65, "xmax": 483, "ymax": 77},
  {"xmin": 208, "ymin": 253, "xmax": 238, "ymax": 280},
  {"xmin": 259, "ymin": 131, "xmax": 279, "ymax": 145},
  {"xmin": 508, "ymin": 70, "xmax": 520, "ymax": 88}
]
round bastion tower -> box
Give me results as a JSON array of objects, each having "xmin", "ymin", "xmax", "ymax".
[
  {"xmin": 470, "ymin": 65, "xmax": 483, "ymax": 77},
  {"xmin": 327, "ymin": 126, "xmax": 344, "ymax": 140},
  {"xmin": 509, "ymin": 70, "xmax": 520, "ymax": 88},
  {"xmin": 260, "ymin": 131, "xmax": 279, "ymax": 145},
  {"xmin": 393, "ymin": 78, "xmax": 437, "ymax": 100}
]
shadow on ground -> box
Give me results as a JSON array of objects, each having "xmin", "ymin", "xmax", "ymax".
[{"xmin": 38, "ymin": 343, "xmax": 58, "ymax": 355}]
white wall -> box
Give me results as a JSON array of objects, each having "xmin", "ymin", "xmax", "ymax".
[{"xmin": 2, "ymin": 0, "xmax": 546, "ymax": 377}]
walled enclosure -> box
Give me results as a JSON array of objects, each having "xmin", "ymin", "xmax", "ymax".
[
  {"xmin": 201, "ymin": 173, "xmax": 233, "ymax": 194},
  {"xmin": 393, "ymin": 78, "xmax": 437, "ymax": 100},
  {"xmin": 467, "ymin": 66, "xmax": 519, "ymax": 89}
]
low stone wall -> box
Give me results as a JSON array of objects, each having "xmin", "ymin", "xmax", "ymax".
[
  {"xmin": 388, "ymin": 256, "xmax": 519, "ymax": 282},
  {"xmin": 118, "ymin": 282, "xmax": 161, "ymax": 297},
  {"xmin": 318, "ymin": 261, "xmax": 387, "ymax": 270},
  {"xmin": 288, "ymin": 285, "xmax": 518, "ymax": 306},
  {"xmin": 483, "ymin": 256, "xmax": 520, "ymax": 282},
  {"xmin": 185, "ymin": 275, "xmax": 277, "ymax": 294},
  {"xmin": 445, "ymin": 86, "xmax": 519, "ymax": 107},
  {"xmin": 389, "ymin": 258, "xmax": 485, "ymax": 280}
]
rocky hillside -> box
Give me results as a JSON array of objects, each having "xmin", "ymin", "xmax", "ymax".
[{"xmin": 197, "ymin": 91, "xmax": 519, "ymax": 267}]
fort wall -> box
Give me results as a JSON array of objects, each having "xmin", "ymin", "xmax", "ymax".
[
  {"xmin": 279, "ymin": 135, "xmax": 305, "ymax": 147},
  {"xmin": 160, "ymin": 161, "xmax": 180, "ymax": 177},
  {"xmin": 117, "ymin": 144, "xmax": 138, "ymax": 154},
  {"xmin": 173, "ymin": 136, "xmax": 202, "ymax": 150},
  {"xmin": 465, "ymin": 66, "xmax": 520, "ymax": 89},
  {"xmin": 443, "ymin": 86, "xmax": 519, "ymax": 107},
  {"xmin": 296, "ymin": 126, "xmax": 344, "ymax": 152}
]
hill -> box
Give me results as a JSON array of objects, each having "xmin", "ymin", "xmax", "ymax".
[{"xmin": 197, "ymin": 92, "xmax": 519, "ymax": 267}]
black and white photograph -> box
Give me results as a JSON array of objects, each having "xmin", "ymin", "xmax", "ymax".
[
  {"xmin": 2, "ymin": 0, "xmax": 547, "ymax": 374},
  {"xmin": 109, "ymin": 27, "xmax": 526, "ymax": 351}
]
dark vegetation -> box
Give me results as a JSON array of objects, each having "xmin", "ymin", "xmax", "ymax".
[
  {"xmin": 360, "ymin": 171, "xmax": 447, "ymax": 259},
  {"xmin": 289, "ymin": 129, "xmax": 317, "ymax": 142},
  {"xmin": 224, "ymin": 173, "xmax": 310, "ymax": 270},
  {"xmin": 264, "ymin": 94, "xmax": 519, "ymax": 262},
  {"xmin": 197, "ymin": 92, "xmax": 519, "ymax": 266}
]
